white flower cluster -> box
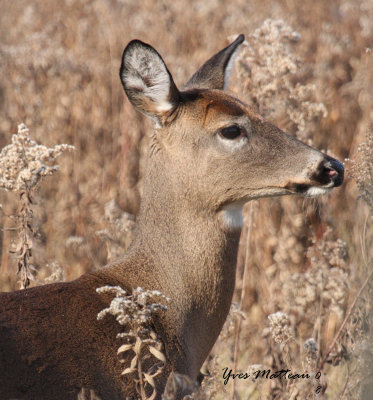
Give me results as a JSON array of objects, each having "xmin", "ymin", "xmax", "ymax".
[
  {"xmin": 250, "ymin": 19, "xmax": 300, "ymax": 77},
  {"xmin": 268, "ymin": 311, "xmax": 293, "ymax": 344},
  {"xmin": 96, "ymin": 286, "xmax": 169, "ymax": 331},
  {"xmin": 284, "ymin": 228, "xmax": 350, "ymax": 320},
  {"xmin": 0, "ymin": 123, "xmax": 74, "ymax": 192},
  {"xmin": 235, "ymin": 19, "xmax": 327, "ymax": 142}
]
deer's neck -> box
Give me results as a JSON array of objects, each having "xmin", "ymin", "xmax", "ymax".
[
  {"xmin": 125, "ymin": 160, "xmax": 241, "ymax": 375},
  {"xmin": 136, "ymin": 193, "xmax": 240, "ymax": 309}
]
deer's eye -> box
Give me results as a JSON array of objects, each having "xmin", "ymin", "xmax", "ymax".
[{"xmin": 219, "ymin": 125, "xmax": 243, "ymax": 140}]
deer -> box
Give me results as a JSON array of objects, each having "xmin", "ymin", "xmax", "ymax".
[{"xmin": 0, "ymin": 34, "xmax": 343, "ymax": 400}]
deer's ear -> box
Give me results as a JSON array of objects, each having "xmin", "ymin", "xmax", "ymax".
[
  {"xmin": 120, "ymin": 40, "xmax": 180, "ymax": 122},
  {"xmin": 184, "ymin": 34, "xmax": 245, "ymax": 91}
]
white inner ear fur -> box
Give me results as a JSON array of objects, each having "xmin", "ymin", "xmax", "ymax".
[
  {"xmin": 123, "ymin": 46, "xmax": 174, "ymax": 112},
  {"xmin": 223, "ymin": 43, "xmax": 244, "ymax": 90},
  {"xmin": 220, "ymin": 201, "xmax": 245, "ymax": 230}
]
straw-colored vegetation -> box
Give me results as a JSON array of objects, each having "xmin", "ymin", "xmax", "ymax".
[{"xmin": 1, "ymin": 0, "xmax": 372, "ymax": 399}]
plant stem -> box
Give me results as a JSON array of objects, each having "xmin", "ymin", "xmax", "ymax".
[
  {"xmin": 319, "ymin": 266, "xmax": 373, "ymax": 371},
  {"xmin": 137, "ymin": 342, "xmax": 147, "ymax": 400},
  {"xmin": 231, "ymin": 202, "xmax": 254, "ymax": 400}
]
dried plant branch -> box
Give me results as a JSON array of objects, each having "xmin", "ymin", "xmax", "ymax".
[
  {"xmin": 346, "ymin": 130, "xmax": 373, "ymax": 214},
  {"xmin": 97, "ymin": 286, "xmax": 169, "ymax": 400},
  {"xmin": 231, "ymin": 202, "xmax": 253, "ymax": 400},
  {"xmin": 319, "ymin": 266, "xmax": 373, "ymax": 371},
  {"xmin": 0, "ymin": 123, "xmax": 74, "ymax": 193},
  {"xmin": 0, "ymin": 123, "xmax": 73, "ymax": 288},
  {"xmin": 9, "ymin": 191, "xmax": 37, "ymax": 288}
]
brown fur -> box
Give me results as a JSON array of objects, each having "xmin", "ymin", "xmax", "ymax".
[{"xmin": 0, "ymin": 36, "xmax": 343, "ymax": 399}]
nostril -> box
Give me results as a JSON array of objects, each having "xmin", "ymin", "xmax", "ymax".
[
  {"xmin": 324, "ymin": 167, "xmax": 337, "ymax": 177},
  {"xmin": 323, "ymin": 158, "xmax": 344, "ymax": 187},
  {"xmin": 328, "ymin": 159, "xmax": 344, "ymax": 175}
]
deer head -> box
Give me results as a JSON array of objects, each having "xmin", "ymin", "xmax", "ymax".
[{"xmin": 120, "ymin": 35, "xmax": 343, "ymax": 231}]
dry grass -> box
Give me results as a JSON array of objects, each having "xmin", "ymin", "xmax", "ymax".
[
  {"xmin": 97, "ymin": 286, "xmax": 169, "ymax": 400},
  {"xmin": 1, "ymin": 0, "xmax": 373, "ymax": 399}
]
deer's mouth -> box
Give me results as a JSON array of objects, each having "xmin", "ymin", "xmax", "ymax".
[{"xmin": 290, "ymin": 184, "xmax": 333, "ymax": 197}]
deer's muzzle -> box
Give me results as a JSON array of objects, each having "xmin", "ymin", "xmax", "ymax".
[
  {"xmin": 285, "ymin": 155, "xmax": 344, "ymax": 196},
  {"xmin": 313, "ymin": 156, "xmax": 344, "ymax": 188}
]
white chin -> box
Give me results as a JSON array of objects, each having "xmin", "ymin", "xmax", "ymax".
[
  {"xmin": 305, "ymin": 186, "xmax": 332, "ymax": 197},
  {"xmin": 221, "ymin": 201, "xmax": 245, "ymax": 230}
]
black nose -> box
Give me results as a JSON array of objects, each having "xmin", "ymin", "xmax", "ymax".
[{"xmin": 316, "ymin": 156, "xmax": 344, "ymax": 187}]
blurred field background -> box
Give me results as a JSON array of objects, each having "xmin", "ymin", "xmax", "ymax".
[{"xmin": 1, "ymin": 0, "xmax": 373, "ymax": 399}]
